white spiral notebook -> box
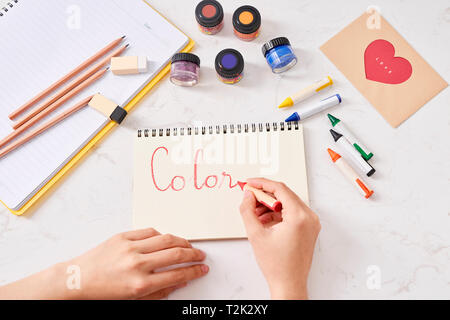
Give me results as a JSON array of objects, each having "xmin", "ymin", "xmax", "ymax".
[
  {"xmin": 133, "ymin": 122, "xmax": 310, "ymax": 240},
  {"xmin": 0, "ymin": 0, "xmax": 188, "ymax": 211}
]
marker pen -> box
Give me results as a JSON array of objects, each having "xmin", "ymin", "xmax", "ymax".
[
  {"xmin": 285, "ymin": 94, "xmax": 341, "ymax": 122},
  {"xmin": 238, "ymin": 182, "xmax": 282, "ymax": 212},
  {"xmin": 327, "ymin": 113, "xmax": 373, "ymax": 161},
  {"xmin": 330, "ymin": 129, "xmax": 375, "ymax": 177},
  {"xmin": 278, "ymin": 76, "xmax": 333, "ymax": 108},
  {"xmin": 327, "ymin": 148, "xmax": 374, "ymax": 199}
]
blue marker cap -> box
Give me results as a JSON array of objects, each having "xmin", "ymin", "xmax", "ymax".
[{"xmin": 285, "ymin": 112, "xmax": 300, "ymax": 122}]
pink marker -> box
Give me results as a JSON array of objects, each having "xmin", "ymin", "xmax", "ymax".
[{"xmin": 238, "ymin": 181, "xmax": 282, "ymax": 212}]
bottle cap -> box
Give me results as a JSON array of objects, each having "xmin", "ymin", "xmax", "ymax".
[
  {"xmin": 195, "ymin": 0, "xmax": 224, "ymax": 28},
  {"xmin": 215, "ymin": 48, "xmax": 244, "ymax": 79},
  {"xmin": 262, "ymin": 37, "xmax": 291, "ymax": 57},
  {"xmin": 171, "ymin": 52, "xmax": 201, "ymax": 67},
  {"xmin": 232, "ymin": 5, "xmax": 261, "ymax": 34}
]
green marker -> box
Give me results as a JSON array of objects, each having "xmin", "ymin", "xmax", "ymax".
[{"xmin": 327, "ymin": 114, "xmax": 373, "ymax": 161}]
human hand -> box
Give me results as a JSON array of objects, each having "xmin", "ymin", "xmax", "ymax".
[
  {"xmin": 239, "ymin": 178, "xmax": 321, "ymax": 300},
  {"xmin": 63, "ymin": 228, "xmax": 208, "ymax": 299}
]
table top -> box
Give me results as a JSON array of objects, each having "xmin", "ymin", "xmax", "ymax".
[{"xmin": 1, "ymin": 0, "xmax": 449, "ymax": 299}]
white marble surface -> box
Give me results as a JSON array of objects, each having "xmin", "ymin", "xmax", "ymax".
[{"xmin": 1, "ymin": 0, "xmax": 449, "ymax": 299}]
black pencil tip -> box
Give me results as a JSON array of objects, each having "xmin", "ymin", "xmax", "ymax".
[
  {"xmin": 330, "ymin": 129, "xmax": 342, "ymax": 142},
  {"xmin": 125, "ymin": 43, "xmax": 130, "ymax": 48},
  {"xmin": 121, "ymin": 35, "xmax": 126, "ymax": 39}
]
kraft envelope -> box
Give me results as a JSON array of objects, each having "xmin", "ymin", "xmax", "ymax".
[{"xmin": 320, "ymin": 11, "xmax": 448, "ymax": 128}]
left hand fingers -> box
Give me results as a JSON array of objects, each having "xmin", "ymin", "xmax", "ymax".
[
  {"xmin": 146, "ymin": 247, "xmax": 206, "ymax": 270},
  {"xmin": 147, "ymin": 264, "xmax": 208, "ymax": 293},
  {"xmin": 136, "ymin": 234, "xmax": 192, "ymax": 254},
  {"xmin": 122, "ymin": 228, "xmax": 161, "ymax": 241},
  {"xmin": 137, "ymin": 283, "xmax": 187, "ymax": 300}
]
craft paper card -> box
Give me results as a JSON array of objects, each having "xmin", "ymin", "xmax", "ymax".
[
  {"xmin": 320, "ymin": 11, "xmax": 448, "ymax": 127},
  {"xmin": 133, "ymin": 123, "xmax": 309, "ymax": 240}
]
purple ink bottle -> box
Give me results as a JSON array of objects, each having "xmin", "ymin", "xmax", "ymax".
[
  {"xmin": 170, "ymin": 53, "xmax": 201, "ymax": 87},
  {"xmin": 214, "ymin": 49, "xmax": 244, "ymax": 84}
]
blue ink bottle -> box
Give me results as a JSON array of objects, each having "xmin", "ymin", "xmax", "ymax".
[{"xmin": 262, "ymin": 37, "xmax": 297, "ymax": 74}]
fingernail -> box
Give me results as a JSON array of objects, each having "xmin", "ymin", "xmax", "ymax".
[
  {"xmin": 201, "ymin": 264, "xmax": 209, "ymax": 274},
  {"xmin": 196, "ymin": 249, "xmax": 205, "ymax": 258}
]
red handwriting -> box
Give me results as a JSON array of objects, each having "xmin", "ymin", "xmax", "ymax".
[{"xmin": 151, "ymin": 147, "xmax": 239, "ymax": 192}]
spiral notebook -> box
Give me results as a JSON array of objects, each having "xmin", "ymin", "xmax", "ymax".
[
  {"xmin": 0, "ymin": 0, "xmax": 191, "ymax": 213},
  {"xmin": 133, "ymin": 122, "xmax": 309, "ymax": 240}
]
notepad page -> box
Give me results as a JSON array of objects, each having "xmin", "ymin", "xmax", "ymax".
[
  {"xmin": 0, "ymin": 0, "xmax": 188, "ymax": 210},
  {"xmin": 133, "ymin": 124, "xmax": 309, "ymax": 240}
]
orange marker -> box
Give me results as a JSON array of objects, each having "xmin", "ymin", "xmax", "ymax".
[
  {"xmin": 238, "ymin": 181, "xmax": 282, "ymax": 211},
  {"xmin": 327, "ymin": 148, "xmax": 374, "ymax": 199}
]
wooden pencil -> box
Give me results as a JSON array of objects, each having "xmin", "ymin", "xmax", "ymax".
[
  {"xmin": 0, "ymin": 67, "xmax": 108, "ymax": 149},
  {"xmin": 0, "ymin": 95, "xmax": 94, "ymax": 159},
  {"xmin": 12, "ymin": 44, "xmax": 128, "ymax": 129},
  {"xmin": 8, "ymin": 36, "xmax": 125, "ymax": 120}
]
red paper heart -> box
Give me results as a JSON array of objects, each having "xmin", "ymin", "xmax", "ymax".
[{"xmin": 364, "ymin": 39, "xmax": 412, "ymax": 84}]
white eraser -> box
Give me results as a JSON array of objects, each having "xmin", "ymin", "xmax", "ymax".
[
  {"xmin": 137, "ymin": 56, "xmax": 148, "ymax": 73},
  {"xmin": 111, "ymin": 56, "xmax": 148, "ymax": 75}
]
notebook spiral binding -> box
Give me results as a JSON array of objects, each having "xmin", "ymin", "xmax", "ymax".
[
  {"xmin": 0, "ymin": 0, "xmax": 19, "ymax": 17},
  {"xmin": 0, "ymin": 0, "xmax": 18, "ymax": 17},
  {"xmin": 137, "ymin": 121, "xmax": 300, "ymax": 138}
]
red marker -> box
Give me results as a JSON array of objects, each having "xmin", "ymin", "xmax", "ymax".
[
  {"xmin": 327, "ymin": 148, "xmax": 374, "ymax": 199},
  {"xmin": 238, "ymin": 181, "xmax": 282, "ymax": 212}
]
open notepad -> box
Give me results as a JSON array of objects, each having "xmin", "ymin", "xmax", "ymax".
[
  {"xmin": 133, "ymin": 123, "xmax": 309, "ymax": 240},
  {"xmin": 0, "ymin": 0, "xmax": 188, "ymax": 211}
]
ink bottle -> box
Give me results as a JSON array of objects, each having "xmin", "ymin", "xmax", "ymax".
[
  {"xmin": 214, "ymin": 48, "xmax": 244, "ymax": 84},
  {"xmin": 170, "ymin": 53, "xmax": 201, "ymax": 87},
  {"xmin": 232, "ymin": 5, "xmax": 261, "ymax": 41},
  {"xmin": 195, "ymin": 0, "xmax": 224, "ymax": 35},
  {"xmin": 262, "ymin": 37, "xmax": 297, "ymax": 73}
]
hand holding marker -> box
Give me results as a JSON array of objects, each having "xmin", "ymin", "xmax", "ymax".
[{"xmin": 238, "ymin": 182, "xmax": 282, "ymax": 212}]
